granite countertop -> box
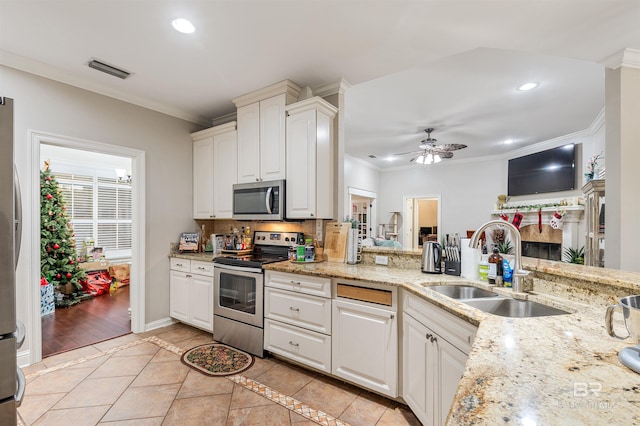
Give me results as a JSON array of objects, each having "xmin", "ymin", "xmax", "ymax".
[
  {"xmin": 169, "ymin": 252, "xmax": 216, "ymax": 262},
  {"xmin": 262, "ymin": 260, "xmax": 640, "ymax": 425}
]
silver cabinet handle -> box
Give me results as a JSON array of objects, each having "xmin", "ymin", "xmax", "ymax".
[
  {"xmin": 186, "ymin": 274, "xmax": 192, "ymax": 278},
  {"xmin": 176, "ymin": 263, "xmax": 183, "ymax": 267},
  {"xmin": 426, "ymin": 333, "xmax": 433, "ymax": 340},
  {"xmin": 289, "ymin": 341, "xmax": 299, "ymax": 347},
  {"xmin": 289, "ymin": 307, "xmax": 300, "ymax": 312},
  {"xmin": 16, "ymin": 368, "xmax": 25, "ymax": 407},
  {"xmin": 265, "ymin": 187, "xmax": 273, "ymax": 214},
  {"xmin": 197, "ymin": 266, "xmax": 206, "ymax": 270}
]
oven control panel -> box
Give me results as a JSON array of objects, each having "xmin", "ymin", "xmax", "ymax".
[{"xmin": 253, "ymin": 231, "xmax": 303, "ymax": 247}]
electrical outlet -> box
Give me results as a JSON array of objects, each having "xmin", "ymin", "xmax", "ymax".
[
  {"xmin": 375, "ymin": 255, "xmax": 388, "ymax": 265},
  {"xmin": 316, "ymin": 219, "xmax": 323, "ymax": 243}
]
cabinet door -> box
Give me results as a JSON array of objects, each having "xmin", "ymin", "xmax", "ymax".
[
  {"xmin": 286, "ymin": 108, "xmax": 317, "ymax": 219},
  {"xmin": 213, "ymin": 130, "xmax": 237, "ymax": 218},
  {"xmin": 169, "ymin": 270, "xmax": 190, "ymax": 323},
  {"xmin": 237, "ymin": 102, "xmax": 260, "ymax": 183},
  {"xmin": 189, "ymin": 274, "xmax": 213, "ymax": 332},
  {"xmin": 332, "ymin": 299, "xmax": 397, "ymax": 397},
  {"xmin": 192, "ymin": 137, "xmax": 214, "ymax": 218},
  {"xmin": 403, "ymin": 314, "xmax": 433, "ymax": 426},
  {"xmin": 436, "ymin": 336, "xmax": 468, "ymax": 426},
  {"xmin": 260, "ymin": 94, "xmax": 286, "ymax": 181}
]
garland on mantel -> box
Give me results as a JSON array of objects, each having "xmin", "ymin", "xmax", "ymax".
[{"xmin": 499, "ymin": 203, "xmax": 563, "ymax": 211}]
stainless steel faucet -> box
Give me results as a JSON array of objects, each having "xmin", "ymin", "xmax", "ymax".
[{"xmin": 470, "ymin": 220, "xmax": 529, "ymax": 292}]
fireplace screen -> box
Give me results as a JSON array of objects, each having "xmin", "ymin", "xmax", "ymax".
[{"xmin": 522, "ymin": 241, "xmax": 562, "ymax": 261}]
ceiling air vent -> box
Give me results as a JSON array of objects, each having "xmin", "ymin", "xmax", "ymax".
[
  {"xmin": 88, "ymin": 59, "xmax": 131, "ymax": 79},
  {"xmin": 369, "ymin": 155, "xmax": 377, "ymax": 159}
]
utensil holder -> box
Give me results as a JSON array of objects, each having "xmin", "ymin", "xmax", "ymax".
[{"xmin": 444, "ymin": 260, "xmax": 461, "ymax": 276}]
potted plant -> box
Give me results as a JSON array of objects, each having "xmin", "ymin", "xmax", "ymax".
[{"xmin": 563, "ymin": 246, "xmax": 585, "ymax": 264}]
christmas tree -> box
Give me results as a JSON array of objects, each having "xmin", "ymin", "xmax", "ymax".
[{"xmin": 40, "ymin": 160, "xmax": 86, "ymax": 295}]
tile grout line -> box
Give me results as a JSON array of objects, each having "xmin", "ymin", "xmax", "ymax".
[{"xmin": 26, "ymin": 335, "xmax": 352, "ymax": 426}]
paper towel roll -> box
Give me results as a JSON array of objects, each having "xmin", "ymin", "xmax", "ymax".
[{"xmin": 461, "ymin": 238, "xmax": 480, "ymax": 280}]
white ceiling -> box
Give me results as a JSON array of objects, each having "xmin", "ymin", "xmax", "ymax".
[{"xmin": 1, "ymin": 1, "xmax": 639, "ymax": 168}]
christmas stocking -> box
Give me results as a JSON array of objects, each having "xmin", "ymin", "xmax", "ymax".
[
  {"xmin": 550, "ymin": 210, "xmax": 564, "ymax": 229},
  {"xmin": 500, "ymin": 212, "xmax": 509, "ymax": 221},
  {"xmin": 512, "ymin": 210, "xmax": 523, "ymax": 230},
  {"xmin": 538, "ymin": 208, "xmax": 543, "ymax": 233}
]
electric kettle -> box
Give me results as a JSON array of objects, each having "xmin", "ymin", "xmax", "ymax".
[{"xmin": 421, "ymin": 242, "xmax": 442, "ymax": 273}]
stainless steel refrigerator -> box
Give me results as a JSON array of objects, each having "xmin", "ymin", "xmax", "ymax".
[{"xmin": 0, "ymin": 97, "xmax": 26, "ymax": 425}]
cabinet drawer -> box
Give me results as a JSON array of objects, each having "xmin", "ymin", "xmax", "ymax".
[
  {"xmin": 264, "ymin": 319, "xmax": 331, "ymax": 373},
  {"xmin": 265, "ymin": 288, "xmax": 331, "ymax": 334},
  {"xmin": 265, "ymin": 271, "xmax": 331, "ymax": 298},
  {"xmin": 403, "ymin": 292, "xmax": 477, "ymax": 354},
  {"xmin": 170, "ymin": 258, "xmax": 190, "ymax": 273},
  {"xmin": 190, "ymin": 260, "xmax": 214, "ymax": 276}
]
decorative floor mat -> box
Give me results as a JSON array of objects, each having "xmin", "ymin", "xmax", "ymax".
[{"xmin": 181, "ymin": 342, "xmax": 255, "ymax": 376}]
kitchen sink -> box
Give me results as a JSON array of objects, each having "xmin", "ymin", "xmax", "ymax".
[
  {"xmin": 464, "ymin": 297, "xmax": 570, "ymax": 318},
  {"xmin": 428, "ymin": 285, "xmax": 498, "ymax": 300}
]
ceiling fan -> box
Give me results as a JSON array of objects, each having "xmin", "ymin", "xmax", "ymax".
[{"xmin": 395, "ymin": 128, "xmax": 467, "ymax": 164}]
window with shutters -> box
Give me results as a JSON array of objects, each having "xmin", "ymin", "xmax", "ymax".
[{"xmin": 53, "ymin": 166, "xmax": 132, "ymax": 260}]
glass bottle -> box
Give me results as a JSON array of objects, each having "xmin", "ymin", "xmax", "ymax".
[{"xmin": 487, "ymin": 247, "xmax": 503, "ymax": 285}]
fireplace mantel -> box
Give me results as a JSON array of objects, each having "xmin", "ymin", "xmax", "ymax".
[{"xmin": 490, "ymin": 205, "xmax": 585, "ymax": 255}]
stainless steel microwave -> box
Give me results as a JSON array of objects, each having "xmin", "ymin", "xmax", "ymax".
[{"xmin": 232, "ymin": 179, "xmax": 285, "ymax": 220}]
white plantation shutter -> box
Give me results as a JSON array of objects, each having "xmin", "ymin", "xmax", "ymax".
[{"xmin": 52, "ymin": 168, "xmax": 132, "ymax": 260}]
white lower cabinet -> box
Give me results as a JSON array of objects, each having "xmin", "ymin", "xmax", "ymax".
[
  {"xmin": 402, "ymin": 292, "xmax": 477, "ymax": 426},
  {"xmin": 264, "ymin": 271, "xmax": 332, "ymax": 373},
  {"xmin": 169, "ymin": 259, "xmax": 213, "ymax": 332},
  {"xmin": 332, "ymin": 298, "xmax": 398, "ymax": 398}
]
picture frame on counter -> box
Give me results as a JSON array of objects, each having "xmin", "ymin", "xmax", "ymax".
[{"xmin": 179, "ymin": 232, "xmax": 200, "ymax": 253}]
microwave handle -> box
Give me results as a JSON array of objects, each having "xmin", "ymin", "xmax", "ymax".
[{"xmin": 265, "ymin": 187, "xmax": 273, "ymax": 214}]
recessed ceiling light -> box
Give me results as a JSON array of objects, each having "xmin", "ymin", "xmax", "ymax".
[
  {"xmin": 172, "ymin": 18, "xmax": 195, "ymax": 34},
  {"xmin": 517, "ymin": 82, "xmax": 538, "ymax": 91},
  {"xmin": 385, "ymin": 156, "xmax": 396, "ymax": 162},
  {"xmin": 503, "ymin": 139, "xmax": 514, "ymax": 145}
]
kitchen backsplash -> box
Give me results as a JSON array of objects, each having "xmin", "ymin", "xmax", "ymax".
[{"xmin": 194, "ymin": 219, "xmax": 324, "ymax": 244}]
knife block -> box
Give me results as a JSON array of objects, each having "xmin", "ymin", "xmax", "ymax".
[{"xmin": 444, "ymin": 260, "xmax": 461, "ymax": 276}]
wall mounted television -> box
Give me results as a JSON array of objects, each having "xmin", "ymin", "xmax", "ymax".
[{"xmin": 508, "ymin": 144, "xmax": 576, "ymax": 196}]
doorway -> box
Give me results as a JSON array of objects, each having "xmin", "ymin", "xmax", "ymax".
[
  {"xmin": 39, "ymin": 144, "xmax": 133, "ymax": 356},
  {"xmin": 30, "ymin": 131, "xmax": 146, "ymax": 363},
  {"xmin": 348, "ymin": 187, "xmax": 376, "ymax": 240},
  {"xmin": 403, "ymin": 195, "xmax": 441, "ymax": 250}
]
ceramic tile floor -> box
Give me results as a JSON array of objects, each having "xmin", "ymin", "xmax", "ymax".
[{"xmin": 18, "ymin": 323, "xmax": 421, "ymax": 425}]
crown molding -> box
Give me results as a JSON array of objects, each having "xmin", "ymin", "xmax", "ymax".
[
  {"xmin": 232, "ymin": 79, "xmax": 302, "ymax": 107},
  {"xmin": 0, "ymin": 49, "xmax": 211, "ymax": 126},
  {"xmin": 312, "ymin": 78, "xmax": 352, "ymax": 97},
  {"xmin": 601, "ymin": 48, "xmax": 640, "ymax": 70},
  {"xmin": 190, "ymin": 121, "xmax": 237, "ymax": 141}
]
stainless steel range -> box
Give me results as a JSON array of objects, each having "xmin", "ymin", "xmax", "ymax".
[{"xmin": 213, "ymin": 231, "xmax": 302, "ymax": 358}]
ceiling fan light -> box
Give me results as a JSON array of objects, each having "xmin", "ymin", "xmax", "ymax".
[
  {"xmin": 416, "ymin": 155, "xmax": 425, "ymax": 164},
  {"xmin": 425, "ymin": 153, "xmax": 433, "ymax": 164},
  {"xmin": 434, "ymin": 154, "xmax": 442, "ymax": 163}
]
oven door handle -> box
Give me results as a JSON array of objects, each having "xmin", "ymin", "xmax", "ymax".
[
  {"xmin": 214, "ymin": 263, "xmax": 263, "ymax": 274},
  {"xmin": 265, "ymin": 187, "xmax": 273, "ymax": 214}
]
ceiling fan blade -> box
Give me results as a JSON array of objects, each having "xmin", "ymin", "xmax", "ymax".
[
  {"xmin": 394, "ymin": 150, "xmax": 422, "ymax": 156},
  {"xmin": 429, "ymin": 143, "xmax": 468, "ymax": 152}
]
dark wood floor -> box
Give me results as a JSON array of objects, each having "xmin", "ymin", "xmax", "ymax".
[{"xmin": 41, "ymin": 285, "xmax": 131, "ymax": 357}]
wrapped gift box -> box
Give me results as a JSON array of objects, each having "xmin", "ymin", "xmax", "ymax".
[{"xmin": 41, "ymin": 283, "xmax": 54, "ymax": 316}]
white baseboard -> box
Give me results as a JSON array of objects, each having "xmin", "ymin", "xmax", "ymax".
[
  {"xmin": 144, "ymin": 317, "xmax": 175, "ymax": 332},
  {"xmin": 17, "ymin": 350, "xmax": 31, "ymax": 368}
]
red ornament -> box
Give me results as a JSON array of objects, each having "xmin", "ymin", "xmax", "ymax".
[
  {"xmin": 66, "ymin": 272, "xmax": 72, "ymax": 279},
  {"xmin": 46, "ymin": 193, "xmax": 53, "ymax": 200},
  {"xmin": 69, "ymin": 260, "xmax": 74, "ymax": 265},
  {"xmin": 53, "ymin": 243, "xmax": 60, "ymax": 250},
  {"xmin": 56, "ymin": 273, "xmax": 61, "ymax": 279},
  {"xmin": 46, "ymin": 176, "xmax": 51, "ymax": 181}
]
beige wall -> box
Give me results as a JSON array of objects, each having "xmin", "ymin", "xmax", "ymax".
[
  {"xmin": 417, "ymin": 199, "xmax": 438, "ymax": 228},
  {"xmin": 1, "ymin": 65, "xmax": 202, "ymax": 361}
]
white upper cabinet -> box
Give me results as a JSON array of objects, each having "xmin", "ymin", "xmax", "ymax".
[
  {"xmin": 212, "ymin": 129, "xmax": 237, "ymax": 218},
  {"xmin": 191, "ymin": 122, "xmax": 237, "ymax": 219},
  {"xmin": 233, "ymin": 80, "xmax": 301, "ymax": 184},
  {"xmin": 285, "ymin": 97, "xmax": 337, "ymax": 219},
  {"xmin": 236, "ymin": 102, "xmax": 261, "ymax": 183}
]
